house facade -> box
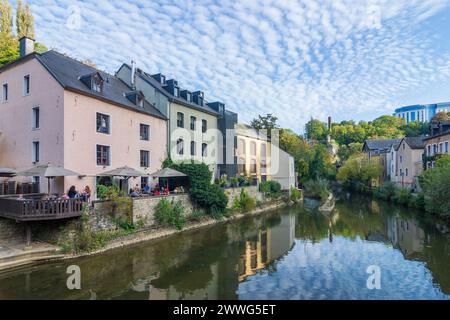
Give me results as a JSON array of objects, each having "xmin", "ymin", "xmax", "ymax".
[
  {"xmin": 423, "ymin": 121, "xmax": 450, "ymax": 169},
  {"xmin": 116, "ymin": 64, "xmax": 221, "ymax": 178},
  {"xmin": 235, "ymin": 124, "xmax": 271, "ymax": 183},
  {"xmin": 362, "ymin": 138, "xmax": 401, "ymax": 182},
  {"xmin": 395, "ymin": 137, "xmax": 425, "ymax": 188},
  {"xmin": 0, "ymin": 38, "xmax": 168, "ymax": 198}
]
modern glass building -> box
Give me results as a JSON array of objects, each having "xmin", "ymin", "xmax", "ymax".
[{"xmin": 394, "ymin": 103, "xmax": 450, "ymax": 123}]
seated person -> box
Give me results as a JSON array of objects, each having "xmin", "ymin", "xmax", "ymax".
[
  {"xmin": 143, "ymin": 183, "xmax": 151, "ymax": 194},
  {"xmin": 68, "ymin": 186, "xmax": 77, "ymax": 199},
  {"xmin": 60, "ymin": 193, "xmax": 70, "ymax": 200}
]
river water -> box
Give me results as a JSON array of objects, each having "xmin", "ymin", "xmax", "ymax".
[{"xmin": 0, "ymin": 195, "xmax": 448, "ymax": 300}]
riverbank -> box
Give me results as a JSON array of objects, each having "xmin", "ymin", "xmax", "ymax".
[{"xmin": 0, "ymin": 200, "xmax": 290, "ymax": 272}]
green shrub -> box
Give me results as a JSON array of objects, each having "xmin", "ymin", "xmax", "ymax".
[
  {"xmin": 304, "ymin": 178, "xmax": 329, "ymax": 200},
  {"xmin": 373, "ymin": 181, "xmax": 396, "ymax": 201},
  {"xmin": 392, "ymin": 188, "xmax": 412, "ymax": 206},
  {"xmin": 189, "ymin": 210, "xmax": 206, "ymax": 222},
  {"xmin": 290, "ymin": 187, "xmax": 302, "ymax": 202},
  {"xmin": 259, "ymin": 180, "xmax": 282, "ymax": 197},
  {"xmin": 239, "ymin": 189, "xmax": 255, "ymax": 213},
  {"xmin": 154, "ymin": 198, "xmax": 186, "ymax": 230},
  {"xmin": 421, "ymin": 156, "xmax": 450, "ymax": 218}
]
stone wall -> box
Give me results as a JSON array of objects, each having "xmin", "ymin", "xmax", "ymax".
[
  {"xmin": 224, "ymin": 186, "xmax": 263, "ymax": 208},
  {"xmin": 132, "ymin": 194, "xmax": 193, "ymax": 227},
  {"xmin": 0, "ymin": 219, "xmax": 25, "ymax": 242}
]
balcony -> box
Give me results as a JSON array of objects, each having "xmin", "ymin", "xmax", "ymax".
[{"xmin": 0, "ymin": 197, "xmax": 84, "ymax": 222}]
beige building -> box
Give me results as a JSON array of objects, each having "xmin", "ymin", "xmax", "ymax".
[
  {"xmin": 116, "ymin": 64, "xmax": 220, "ymax": 178},
  {"xmin": 395, "ymin": 137, "xmax": 425, "ymax": 188},
  {"xmin": 0, "ymin": 38, "xmax": 168, "ymax": 198},
  {"xmin": 235, "ymin": 123, "xmax": 270, "ymax": 183}
]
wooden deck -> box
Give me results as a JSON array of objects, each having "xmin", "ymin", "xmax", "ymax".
[{"xmin": 0, "ymin": 198, "xmax": 84, "ymax": 221}]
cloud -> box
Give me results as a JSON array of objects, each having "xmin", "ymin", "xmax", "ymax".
[{"xmin": 21, "ymin": 0, "xmax": 450, "ymax": 132}]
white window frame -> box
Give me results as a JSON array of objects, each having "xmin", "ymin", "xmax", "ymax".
[
  {"xmin": 23, "ymin": 74, "xmax": 30, "ymax": 96},
  {"xmin": 96, "ymin": 112, "xmax": 111, "ymax": 135},
  {"xmin": 32, "ymin": 106, "xmax": 40, "ymax": 130},
  {"xmin": 2, "ymin": 83, "xmax": 8, "ymax": 102},
  {"xmin": 96, "ymin": 144, "xmax": 111, "ymax": 167},
  {"xmin": 32, "ymin": 141, "xmax": 40, "ymax": 163}
]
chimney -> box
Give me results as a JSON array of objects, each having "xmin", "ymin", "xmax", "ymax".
[
  {"xmin": 328, "ymin": 116, "xmax": 332, "ymax": 131},
  {"xmin": 19, "ymin": 36, "xmax": 35, "ymax": 58},
  {"xmin": 131, "ymin": 61, "xmax": 137, "ymax": 90}
]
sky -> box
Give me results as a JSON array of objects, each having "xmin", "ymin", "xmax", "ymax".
[{"xmin": 14, "ymin": 0, "xmax": 450, "ymax": 133}]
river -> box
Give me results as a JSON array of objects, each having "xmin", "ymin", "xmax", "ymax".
[{"xmin": 0, "ymin": 195, "xmax": 448, "ymax": 300}]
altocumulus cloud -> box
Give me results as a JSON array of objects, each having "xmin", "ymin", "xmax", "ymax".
[{"xmin": 20, "ymin": 0, "xmax": 450, "ymax": 132}]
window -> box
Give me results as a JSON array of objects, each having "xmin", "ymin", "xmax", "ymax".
[
  {"xmin": 238, "ymin": 139, "xmax": 246, "ymax": 155},
  {"xmin": 261, "ymin": 143, "xmax": 267, "ymax": 159},
  {"xmin": 439, "ymin": 143, "xmax": 443, "ymax": 154},
  {"xmin": 96, "ymin": 145, "xmax": 110, "ymax": 166},
  {"xmin": 140, "ymin": 124, "xmax": 150, "ymax": 141},
  {"xmin": 190, "ymin": 116, "xmax": 196, "ymax": 131},
  {"xmin": 32, "ymin": 107, "xmax": 40, "ymax": 129},
  {"xmin": 190, "ymin": 141, "xmax": 196, "ymax": 156},
  {"xmin": 261, "ymin": 160, "xmax": 267, "ymax": 174},
  {"xmin": 400, "ymin": 156, "xmax": 402, "ymax": 163},
  {"xmin": 177, "ymin": 112, "xmax": 184, "ymax": 128},
  {"xmin": 140, "ymin": 150, "xmax": 150, "ymax": 167},
  {"xmin": 238, "ymin": 158, "xmax": 246, "ymax": 175},
  {"xmin": 32, "ymin": 141, "xmax": 39, "ymax": 163},
  {"xmin": 173, "ymin": 87, "xmax": 179, "ymax": 97},
  {"xmin": 202, "ymin": 119, "xmax": 207, "ymax": 133},
  {"xmin": 23, "ymin": 75, "xmax": 30, "ymax": 95},
  {"xmin": 92, "ymin": 80, "xmax": 102, "ymax": 93},
  {"xmin": 405, "ymin": 168, "xmax": 408, "ymax": 176},
  {"xmin": 96, "ymin": 113, "xmax": 110, "ymax": 134},
  {"xmin": 202, "ymin": 143, "xmax": 207, "ymax": 157},
  {"xmin": 250, "ymin": 159, "xmax": 257, "ymax": 174},
  {"xmin": 427, "ymin": 145, "xmax": 431, "ymax": 156},
  {"xmin": 137, "ymin": 96, "xmax": 144, "ymax": 108},
  {"xmin": 2, "ymin": 83, "xmax": 7, "ymax": 101},
  {"xmin": 403, "ymin": 143, "xmax": 405, "ymax": 150},
  {"xmin": 250, "ymin": 141, "xmax": 257, "ymax": 156},
  {"xmin": 445, "ymin": 141, "xmax": 449, "ymax": 153},
  {"xmin": 177, "ymin": 138, "xmax": 184, "ymax": 155}
]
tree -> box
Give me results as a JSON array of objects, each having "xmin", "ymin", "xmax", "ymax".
[
  {"xmin": 402, "ymin": 121, "xmax": 429, "ymax": 137},
  {"xmin": 337, "ymin": 155, "xmax": 382, "ymax": 192},
  {"xmin": 16, "ymin": 0, "xmax": 34, "ymax": 39},
  {"xmin": 421, "ymin": 156, "xmax": 450, "ymax": 218},
  {"xmin": 0, "ymin": 0, "xmax": 17, "ymax": 66},
  {"xmin": 431, "ymin": 112, "xmax": 450, "ymax": 123},
  {"xmin": 250, "ymin": 114, "xmax": 279, "ymax": 138},
  {"xmin": 305, "ymin": 119, "xmax": 328, "ymax": 141},
  {"xmin": 279, "ymin": 128, "xmax": 311, "ymax": 179},
  {"xmin": 337, "ymin": 142, "xmax": 363, "ymax": 162}
]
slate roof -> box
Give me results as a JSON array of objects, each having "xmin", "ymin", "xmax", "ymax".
[
  {"xmin": 402, "ymin": 137, "xmax": 425, "ymax": 149},
  {"xmin": 120, "ymin": 64, "xmax": 220, "ymax": 117},
  {"xmin": 35, "ymin": 51, "xmax": 167, "ymax": 120},
  {"xmin": 363, "ymin": 139, "xmax": 402, "ymax": 152}
]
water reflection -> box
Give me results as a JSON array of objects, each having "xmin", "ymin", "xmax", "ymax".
[{"xmin": 0, "ymin": 195, "xmax": 448, "ymax": 300}]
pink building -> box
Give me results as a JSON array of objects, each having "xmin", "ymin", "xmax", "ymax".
[{"xmin": 0, "ymin": 38, "xmax": 168, "ymax": 198}]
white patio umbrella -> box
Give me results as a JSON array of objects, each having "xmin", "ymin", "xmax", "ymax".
[
  {"xmin": 15, "ymin": 164, "xmax": 81, "ymax": 195},
  {"xmin": 98, "ymin": 165, "xmax": 147, "ymax": 178},
  {"xmin": 0, "ymin": 167, "xmax": 16, "ymax": 177}
]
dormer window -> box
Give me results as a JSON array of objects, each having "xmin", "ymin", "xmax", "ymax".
[
  {"xmin": 80, "ymin": 72, "xmax": 104, "ymax": 93},
  {"xmin": 125, "ymin": 90, "xmax": 145, "ymax": 107},
  {"xmin": 173, "ymin": 87, "xmax": 179, "ymax": 97},
  {"xmin": 186, "ymin": 92, "xmax": 191, "ymax": 102},
  {"xmin": 160, "ymin": 75, "xmax": 166, "ymax": 84}
]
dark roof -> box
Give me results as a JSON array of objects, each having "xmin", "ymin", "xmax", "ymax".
[
  {"xmin": 402, "ymin": 137, "xmax": 425, "ymax": 149},
  {"xmin": 120, "ymin": 64, "xmax": 220, "ymax": 117},
  {"xmin": 363, "ymin": 139, "xmax": 402, "ymax": 152},
  {"xmin": 35, "ymin": 51, "xmax": 167, "ymax": 120}
]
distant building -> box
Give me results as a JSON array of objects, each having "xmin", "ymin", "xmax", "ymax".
[
  {"xmin": 423, "ymin": 121, "xmax": 450, "ymax": 169},
  {"xmin": 395, "ymin": 137, "xmax": 425, "ymax": 189},
  {"xmin": 394, "ymin": 103, "xmax": 450, "ymax": 123},
  {"xmin": 362, "ymin": 139, "xmax": 402, "ymax": 182}
]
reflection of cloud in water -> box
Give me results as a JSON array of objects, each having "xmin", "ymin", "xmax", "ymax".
[{"xmin": 238, "ymin": 237, "xmax": 448, "ymax": 300}]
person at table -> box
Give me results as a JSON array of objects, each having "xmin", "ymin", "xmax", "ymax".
[
  {"xmin": 60, "ymin": 193, "xmax": 70, "ymax": 200},
  {"xmin": 82, "ymin": 186, "xmax": 91, "ymax": 203},
  {"xmin": 17, "ymin": 194, "xmax": 25, "ymax": 200},
  {"xmin": 143, "ymin": 183, "xmax": 150, "ymax": 194},
  {"xmin": 68, "ymin": 186, "xmax": 77, "ymax": 199},
  {"xmin": 154, "ymin": 187, "xmax": 161, "ymax": 196}
]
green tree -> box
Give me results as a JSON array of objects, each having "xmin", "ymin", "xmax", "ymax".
[
  {"xmin": 421, "ymin": 156, "xmax": 450, "ymax": 218},
  {"xmin": 250, "ymin": 114, "xmax": 279, "ymax": 138},
  {"xmin": 431, "ymin": 112, "xmax": 450, "ymax": 123},
  {"xmin": 337, "ymin": 142, "xmax": 363, "ymax": 162},
  {"xmin": 337, "ymin": 155, "xmax": 382, "ymax": 192},
  {"xmin": 309, "ymin": 144, "xmax": 335, "ymax": 180},
  {"xmin": 16, "ymin": 0, "xmax": 34, "ymax": 39},
  {"xmin": 305, "ymin": 119, "xmax": 328, "ymax": 141},
  {"xmin": 0, "ymin": 0, "xmax": 18, "ymax": 66},
  {"xmin": 401, "ymin": 121, "xmax": 429, "ymax": 137}
]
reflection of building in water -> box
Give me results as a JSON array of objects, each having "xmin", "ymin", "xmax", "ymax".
[
  {"xmin": 386, "ymin": 216, "xmax": 425, "ymax": 258},
  {"xmin": 238, "ymin": 214, "xmax": 295, "ymax": 281}
]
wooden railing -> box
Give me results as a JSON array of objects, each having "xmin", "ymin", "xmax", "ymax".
[{"xmin": 0, "ymin": 198, "xmax": 84, "ymax": 221}]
